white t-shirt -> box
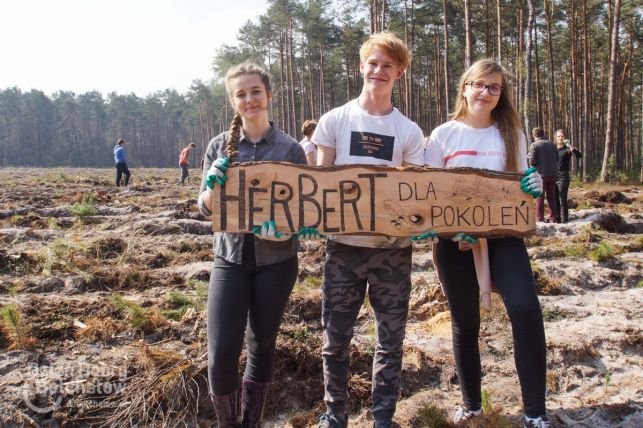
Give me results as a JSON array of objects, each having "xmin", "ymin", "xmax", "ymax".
[
  {"xmin": 299, "ymin": 138, "xmax": 317, "ymax": 163},
  {"xmin": 313, "ymin": 99, "xmax": 425, "ymax": 248},
  {"xmin": 424, "ymin": 120, "xmax": 528, "ymax": 172}
]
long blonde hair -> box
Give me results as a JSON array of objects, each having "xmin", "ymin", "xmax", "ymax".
[
  {"xmin": 451, "ymin": 59, "xmax": 522, "ymax": 172},
  {"xmin": 223, "ymin": 61, "xmax": 272, "ymax": 162}
]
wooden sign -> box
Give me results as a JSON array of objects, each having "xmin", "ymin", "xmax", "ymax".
[{"xmin": 208, "ymin": 162, "xmax": 535, "ymax": 237}]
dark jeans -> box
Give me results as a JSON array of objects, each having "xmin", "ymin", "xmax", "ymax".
[
  {"xmin": 179, "ymin": 164, "xmax": 189, "ymax": 184},
  {"xmin": 207, "ymin": 236, "xmax": 298, "ymax": 395},
  {"xmin": 434, "ymin": 237, "xmax": 547, "ymax": 418},
  {"xmin": 115, "ymin": 163, "xmax": 130, "ymax": 187},
  {"xmin": 556, "ymin": 173, "xmax": 570, "ymax": 223},
  {"xmin": 535, "ymin": 175, "xmax": 558, "ymax": 222}
]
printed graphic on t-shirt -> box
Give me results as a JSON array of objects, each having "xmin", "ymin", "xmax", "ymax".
[{"xmin": 349, "ymin": 131, "xmax": 394, "ymax": 161}]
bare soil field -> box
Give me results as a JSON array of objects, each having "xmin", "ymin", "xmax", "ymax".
[{"xmin": 0, "ymin": 168, "xmax": 641, "ymax": 427}]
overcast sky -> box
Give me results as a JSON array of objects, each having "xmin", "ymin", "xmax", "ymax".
[{"xmin": 0, "ymin": 0, "xmax": 268, "ymax": 97}]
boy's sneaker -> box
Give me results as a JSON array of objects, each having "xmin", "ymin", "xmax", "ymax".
[
  {"xmin": 453, "ymin": 406, "xmax": 482, "ymax": 423},
  {"xmin": 317, "ymin": 412, "xmax": 348, "ymax": 428},
  {"xmin": 524, "ymin": 415, "xmax": 550, "ymax": 428}
]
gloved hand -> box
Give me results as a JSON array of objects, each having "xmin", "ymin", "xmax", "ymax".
[
  {"xmin": 411, "ymin": 231, "xmax": 439, "ymax": 243},
  {"xmin": 521, "ymin": 167, "xmax": 543, "ymax": 199},
  {"xmin": 252, "ymin": 221, "xmax": 290, "ymax": 241},
  {"xmin": 296, "ymin": 226, "xmax": 323, "ymax": 241},
  {"xmin": 206, "ymin": 158, "xmax": 229, "ymax": 189}
]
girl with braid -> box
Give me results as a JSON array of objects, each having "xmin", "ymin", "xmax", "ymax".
[
  {"xmin": 424, "ymin": 59, "xmax": 549, "ymax": 428},
  {"xmin": 197, "ymin": 61, "xmax": 308, "ymax": 428}
]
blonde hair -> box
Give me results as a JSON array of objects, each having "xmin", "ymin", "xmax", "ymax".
[
  {"xmin": 555, "ymin": 129, "xmax": 566, "ymax": 138},
  {"xmin": 451, "ymin": 59, "xmax": 523, "ymax": 172},
  {"xmin": 223, "ymin": 61, "xmax": 272, "ymax": 162},
  {"xmin": 359, "ymin": 31, "xmax": 411, "ymax": 71}
]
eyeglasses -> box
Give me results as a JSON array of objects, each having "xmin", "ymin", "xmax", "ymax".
[{"xmin": 466, "ymin": 81, "xmax": 503, "ymax": 96}]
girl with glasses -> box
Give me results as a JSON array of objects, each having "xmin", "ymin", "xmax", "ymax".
[{"xmin": 424, "ymin": 59, "xmax": 549, "ymax": 428}]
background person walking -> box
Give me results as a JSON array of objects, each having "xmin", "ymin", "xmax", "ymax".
[
  {"xmin": 555, "ymin": 129, "xmax": 582, "ymax": 223},
  {"xmin": 299, "ymin": 120, "xmax": 318, "ymax": 166},
  {"xmin": 528, "ymin": 127, "xmax": 558, "ymax": 223},
  {"xmin": 113, "ymin": 138, "xmax": 131, "ymax": 187},
  {"xmin": 178, "ymin": 142, "xmax": 197, "ymax": 185}
]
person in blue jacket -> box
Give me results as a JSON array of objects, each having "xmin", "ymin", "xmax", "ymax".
[{"xmin": 113, "ymin": 138, "xmax": 131, "ymax": 187}]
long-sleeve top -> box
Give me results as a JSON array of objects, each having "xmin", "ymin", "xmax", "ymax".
[
  {"xmin": 557, "ymin": 145, "xmax": 582, "ymax": 174},
  {"xmin": 198, "ymin": 123, "xmax": 307, "ymax": 266},
  {"xmin": 527, "ymin": 138, "xmax": 558, "ymax": 177},
  {"xmin": 114, "ymin": 145, "xmax": 127, "ymax": 164}
]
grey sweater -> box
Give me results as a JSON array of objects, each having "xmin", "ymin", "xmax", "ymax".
[{"xmin": 528, "ymin": 138, "xmax": 558, "ymax": 177}]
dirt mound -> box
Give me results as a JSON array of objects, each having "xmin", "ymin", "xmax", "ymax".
[
  {"xmin": 584, "ymin": 190, "xmax": 632, "ymax": 205},
  {"xmin": 589, "ymin": 212, "xmax": 635, "ymax": 233}
]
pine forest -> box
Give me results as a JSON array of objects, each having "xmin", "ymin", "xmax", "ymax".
[{"xmin": 0, "ymin": 0, "xmax": 640, "ymax": 182}]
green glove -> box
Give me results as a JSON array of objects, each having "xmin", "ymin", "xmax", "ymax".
[
  {"xmin": 296, "ymin": 226, "xmax": 322, "ymax": 241},
  {"xmin": 252, "ymin": 220, "xmax": 285, "ymax": 240},
  {"xmin": 206, "ymin": 158, "xmax": 230, "ymax": 189},
  {"xmin": 411, "ymin": 231, "xmax": 438, "ymax": 242}
]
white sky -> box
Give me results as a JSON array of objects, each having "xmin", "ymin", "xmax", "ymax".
[{"xmin": 0, "ymin": 0, "xmax": 269, "ymax": 97}]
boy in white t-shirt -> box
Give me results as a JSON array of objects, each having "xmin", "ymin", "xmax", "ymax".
[{"xmin": 314, "ymin": 31, "xmax": 424, "ymax": 428}]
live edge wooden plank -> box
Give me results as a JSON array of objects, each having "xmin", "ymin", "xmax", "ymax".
[{"xmin": 208, "ymin": 162, "xmax": 535, "ymax": 238}]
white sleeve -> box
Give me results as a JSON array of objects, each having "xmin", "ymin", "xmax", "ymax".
[
  {"xmin": 403, "ymin": 125, "xmax": 426, "ymax": 165},
  {"xmin": 311, "ymin": 111, "xmax": 336, "ymax": 149},
  {"xmin": 517, "ymin": 130, "xmax": 528, "ymax": 171},
  {"xmin": 300, "ymin": 141, "xmax": 315, "ymax": 155},
  {"xmin": 423, "ymin": 130, "xmax": 445, "ymax": 167}
]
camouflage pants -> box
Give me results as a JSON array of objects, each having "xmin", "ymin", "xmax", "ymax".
[{"xmin": 321, "ymin": 241, "xmax": 412, "ymax": 421}]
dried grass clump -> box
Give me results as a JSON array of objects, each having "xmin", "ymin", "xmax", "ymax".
[
  {"xmin": 99, "ymin": 346, "xmax": 207, "ymax": 427},
  {"xmin": 531, "ymin": 262, "xmax": 564, "ymax": 296},
  {"xmin": 38, "ymin": 238, "xmax": 93, "ymax": 281},
  {"xmin": 74, "ymin": 317, "xmax": 127, "ymax": 342},
  {"xmin": 1, "ymin": 304, "xmax": 38, "ymax": 350}
]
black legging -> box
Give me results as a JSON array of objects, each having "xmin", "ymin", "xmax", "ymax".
[
  {"xmin": 434, "ymin": 237, "xmax": 546, "ymax": 418},
  {"xmin": 115, "ymin": 163, "xmax": 130, "ymax": 186},
  {"xmin": 207, "ymin": 236, "xmax": 298, "ymax": 395},
  {"xmin": 557, "ymin": 172, "xmax": 571, "ymax": 223}
]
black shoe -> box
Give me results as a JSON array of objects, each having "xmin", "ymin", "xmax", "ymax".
[{"xmin": 317, "ymin": 412, "xmax": 348, "ymax": 428}]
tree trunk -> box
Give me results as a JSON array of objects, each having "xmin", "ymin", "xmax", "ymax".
[
  {"xmin": 464, "ymin": 0, "xmax": 473, "ymax": 68},
  {"xmin": 442, "ymin": 0, "xmax": 450, "ymax": 115},
  {"xmin": 599, "ymin": 0, "xmax": 621, "ymax": 182},
  {"xmin": 523, "ymin": 0, "xmax": 534, "ymax": 135},
  {"xmin": 544, "ymin": 0, "xmax": 557, "ymax": 136},
  {"xmin": 496, "ymin": 0, "xmax": 502, "ymax": 62}
]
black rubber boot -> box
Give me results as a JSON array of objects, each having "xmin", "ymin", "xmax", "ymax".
[
  {"xmin": 241, "ymin": 378, "xmax": 270, "ymax": 428},
  {"xmin": 211, "ymin": 391, "xmax": 240, "ymax": 428}
]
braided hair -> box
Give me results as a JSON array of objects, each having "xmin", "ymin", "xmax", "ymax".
[
  {"xmin": 224, "ymin": 61, "xmax": 272, "ymax": 163},
  {"xmin": 225, "ymin": 113, "xmax": 242, "ymax": 161}
]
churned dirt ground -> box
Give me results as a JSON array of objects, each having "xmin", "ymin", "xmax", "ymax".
[{"xmin": 0, "ymin": 168, "xmax": 641, "ymax": 427}]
